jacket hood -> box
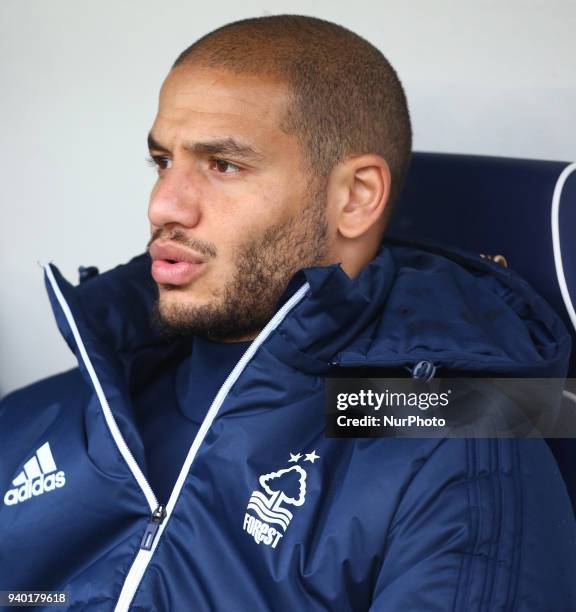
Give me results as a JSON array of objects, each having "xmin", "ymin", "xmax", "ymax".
[{"xmin": 44, "ymin": 237, "xmax": 572, "ymax": 386}]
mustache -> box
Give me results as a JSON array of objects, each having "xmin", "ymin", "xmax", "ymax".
[{"xmin": 147, "ymin": 228, "xmax": 217, "ymax": 259}]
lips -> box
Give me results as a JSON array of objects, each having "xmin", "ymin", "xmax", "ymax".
[{"xmin": 149, "ymin": 242, "xmax": 208, "ymax": 286}]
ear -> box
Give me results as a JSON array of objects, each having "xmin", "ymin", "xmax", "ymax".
[{"xmin": 329, "ymin": 154, "xmax": 391, "ymax": 239}]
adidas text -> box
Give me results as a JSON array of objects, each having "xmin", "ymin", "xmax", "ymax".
[{"xmin": 4, "ymin": 471, "xmax": 66, "ymax": 506}]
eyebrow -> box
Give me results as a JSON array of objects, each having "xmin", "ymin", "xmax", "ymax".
[{"xmin": 147, "ymin": 132, "xmax": 264, "ymax": 162}]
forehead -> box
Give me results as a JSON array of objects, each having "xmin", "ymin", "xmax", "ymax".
[{"xmin": 152, "ymin": 65, "xmax": 291, "ymax": 145}]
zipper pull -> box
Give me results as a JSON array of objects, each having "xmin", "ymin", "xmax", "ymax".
[{"xmin": 140, "ymin": 505, "xmax": 167, "ymax": 551}]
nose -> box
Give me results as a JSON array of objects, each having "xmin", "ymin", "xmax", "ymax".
[{"xmin": 148, "ymin": 167, "xmax": 202, "ymax": 230}]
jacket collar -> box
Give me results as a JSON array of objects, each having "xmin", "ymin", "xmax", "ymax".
[{"xmin": 45, "ymin": 237, "xmax": 572, "ymax": 387}]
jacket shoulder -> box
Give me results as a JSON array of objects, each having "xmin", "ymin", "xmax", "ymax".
[{"xmin": 0, "ymin": 368, "xmax": 90, "ymax": 420}]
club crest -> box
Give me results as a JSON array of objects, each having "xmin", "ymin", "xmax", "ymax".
[{"xmin": 242, "ymin": 450, "xmax": 320, "ymax": 549}]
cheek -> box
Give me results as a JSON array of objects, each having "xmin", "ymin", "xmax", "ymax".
[
  {"xmin": 207, "ymin": 215, "xmax": 262, "ymax": 279},
  {"xmin": 207, "ymin": 181, "xmax": 301, "ymax": 260},
  {"xmin": 209, "ymin": 190, "xmax": 283, "ymax": 237}
]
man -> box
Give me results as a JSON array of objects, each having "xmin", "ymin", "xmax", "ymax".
[{"xmin": 1, "ymin": 14, "xmax": 575, "ymax": 612}]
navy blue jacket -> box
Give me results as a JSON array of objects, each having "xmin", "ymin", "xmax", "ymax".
[{"xmin": 1, "ymin": 239, "xmax": 575, "ymax": 611}]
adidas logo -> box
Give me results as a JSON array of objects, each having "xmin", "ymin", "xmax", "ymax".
[{"xmin": 3, "ymin": 442, "xmax": 66, "ymax": 506}]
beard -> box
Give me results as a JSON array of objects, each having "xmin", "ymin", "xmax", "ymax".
[{"xmin": 151, "ymin": 184, "xmax": 329, "ymax": 341}]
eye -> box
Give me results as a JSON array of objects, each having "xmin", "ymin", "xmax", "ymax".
[
  {"xmin": 146, "ymin": 155, "xmax": 172, "ymax": 172},
  {"xmin": 209, "ymin": 157, "xmax": 241, "ymax": 174}
]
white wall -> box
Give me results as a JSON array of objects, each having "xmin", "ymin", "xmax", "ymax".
[{"xmin": 1, "ymin": 0, "xmax": 575, "ymax": 396}]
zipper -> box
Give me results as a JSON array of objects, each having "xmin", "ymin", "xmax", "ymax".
[
  {"xmin": 43, "ymin": 264, "xmax": 310, "ymax": 612},
  {"xmin": 114, "ymin": 282, "xmax": 310, "ymax": 611},
  {"xmin": 140, "ymin": 505, "xmax": 167, "ymax": 551}
]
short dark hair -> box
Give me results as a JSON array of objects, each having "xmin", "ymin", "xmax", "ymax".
[{"xmin": 173, "ymin": 15, "xmax": 412, "ymax": 211}]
